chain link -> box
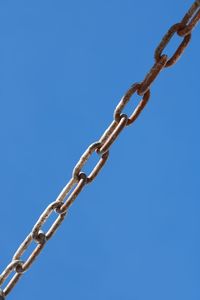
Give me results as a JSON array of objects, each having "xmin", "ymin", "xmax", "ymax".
[
  {"xmin": 114, "ymin": 83, "xmax": 150, "ymax": 124},
  {"xmin": 0, "ymin": 1, "xmax": 199, "ymax": 298}
]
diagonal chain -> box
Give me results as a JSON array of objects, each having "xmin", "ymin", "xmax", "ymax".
[{"xmin": 0, "ymin": 1, "xmax": 199, "ymax": 298}]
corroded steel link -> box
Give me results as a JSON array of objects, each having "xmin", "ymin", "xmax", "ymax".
[
  {"xmin": 59, "ymin": 174, "xmax": 87, "ymax": 213},
  {"xmin": 0, "ymin": 1, "xmax": 199, "ymax": 298},
  {"xmin": 114, "ymin": 83, "xmax": 150, "ymax": 126},
  {"xmin": 72, "ymin": 142, "xmax": 109, "ymax": 183},
  {"xmin": 0, "ymin": 261, "xmax": 23, "ymax": 286},
  {"xmin": 32, "ymin": 201, "xmax": 67, "ymax": 242},
  {"xmin": 0, "ymin": 260, "xmax": 23, "ymax": 297},
  {"xmin": 98, "ymin": 114, "xmax": 128, "ymax": 154},
  {"xmin": 3, "ymin": 273, "xmax": 21, "ymax": 297},
  {"xmin": 55, "ymin": 177, "xmax": 77, "ymax": 203},
  {"xmin": 178, "ymin": 1, "xmax": 200, "ymax": 36},
  {"xmin": 154, "ymin": 23, "xmax": 191, "ymax": 67},
  {"xmin": 13, "ymin": 234, "xmax": 32, "ymax": 262},
  {"xmin": 138, "ymin": 55, "xmax": 168, "ymax": 95},
  {"xmin": 45, "ymin": 209, "xmax": 66, "ymax": 240},
  {"xmin": 98, "ymin": 120, "xmax": 118, "ymax": 146},
  {"xmin": 13, "ymin": 233, "xmax": 45, "ymax": 272}
]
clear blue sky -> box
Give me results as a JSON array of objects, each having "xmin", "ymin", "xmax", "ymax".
[{"xmin": 0, "ymin": 1, "xmax": 199, "ymax": 299}]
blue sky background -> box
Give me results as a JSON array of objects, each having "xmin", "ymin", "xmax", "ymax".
[{"xmin": 0, "ymin": 1, "xmax": 199, "ymax": 299}]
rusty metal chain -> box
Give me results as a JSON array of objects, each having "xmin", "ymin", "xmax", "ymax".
[{"xmin": 0, "ymin": 1, "xmax": 199, "ymax": 298}]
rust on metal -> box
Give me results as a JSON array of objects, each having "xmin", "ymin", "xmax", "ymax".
[
  {"xmin": 0, "ymin": 261, "xmax": 23, "ymax": 297},
  {"xmin": 98, "ymin": 114, "xmax": 128, "ymax": 154},
  {"xmin": 59, "ymin": 174, "xmax": 87, "ymax": 212},
  {"xmin": 0, "ymin": 261, "xmax": 23, "ymax": 286},
  {"xmin": 138, "ymin": 55, "xmax": 168, "ymax": 95},
  {"xmin": 32, "ymin": 202, "xmax": 66, "ymax": 242},
  {"xmin": 3, "ymin": 273, "xmax": 21, "ymax": 297},
  {"xmin": 114, "ymin": 83, "xmax": 150, "ymax": 125},
  {"xmin": 72, "ymin": 142, "xmax": 109, "ymax": 183},
  {"xmin": 178, "ymin": 0, "xmax": 200, "ymax": 36},
  {"xmin": 0, "ymin": 1, "xmax": 199, "ymax": 298},
  {"xmin": 154, "ymin": 23, "xmax": 191, "ymax": 67},
  {"xmin": 13, "ymin": 235, "xmax": 45, "ymax": 273}
]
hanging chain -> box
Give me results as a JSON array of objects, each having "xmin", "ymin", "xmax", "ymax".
[{"xmin": 0, "ymin": 1, "xmax": 199, "ymax": 298}]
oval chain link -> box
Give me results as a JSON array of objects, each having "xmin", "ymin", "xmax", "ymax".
[
  {"xmin": 154, "ymin": 23, "xmax": 191, "ymax": 67},
  {"xmin": 0, "ymin": 1, "xmax": 199, "ymax": 298},
  {"xmin": 114, "ymin": 83, "xmax": 150, "ymax": 125},
  {"xmin": 178, "ymin": 0, "xmax": 200, "ymax": 36}
]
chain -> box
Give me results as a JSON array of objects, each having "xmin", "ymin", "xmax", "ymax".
[{"xmin": 0, "ymin": 1, "xmax": 199, "ymax": 298}]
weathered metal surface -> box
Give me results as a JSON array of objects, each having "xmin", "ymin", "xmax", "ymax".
[{"xmin": 0, "ymin": 1, "xmax": 199, "ymax": 297}]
